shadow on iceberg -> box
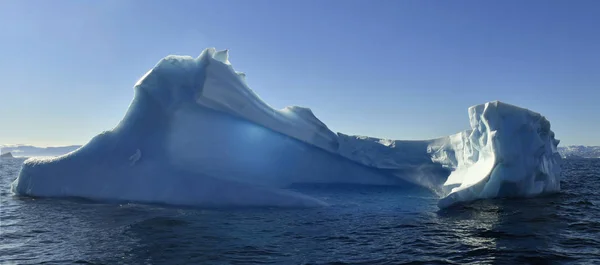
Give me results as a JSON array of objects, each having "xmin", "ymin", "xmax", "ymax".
[{"xmin": 11, "ymin": 48, "xmax": 561, "ymax": 209}]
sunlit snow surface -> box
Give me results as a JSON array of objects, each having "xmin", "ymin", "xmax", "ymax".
[{"xmin": 11, "ymin": 48, "xmax": 561, "ymax": 208}]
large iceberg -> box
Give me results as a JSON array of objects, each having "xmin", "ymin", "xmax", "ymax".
[{"xmin": 11, "ymin": 48, "xmax": 562, "ymax": 208}]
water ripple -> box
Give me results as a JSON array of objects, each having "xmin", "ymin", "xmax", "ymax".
[{"xmin": 1, "ymin": 158, "xmax": 599, "ymax": 264}]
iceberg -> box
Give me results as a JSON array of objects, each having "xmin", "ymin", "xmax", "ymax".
[
  {"xmin": 558, "ymin": 145, "xmax": 600, "ymax": 159},
  {"xmin": 0, "ymin": 145, "xmax": 81, "ymax": 157},
  {"xmin": 432, "ymin": 102, "xmax": 562, "ymax": 208},
  {"xmin": 11, "ymin": 48, "xmax": 562, "ymax": 208}
]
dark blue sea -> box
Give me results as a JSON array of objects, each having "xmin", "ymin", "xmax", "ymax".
[{"xmin": 1, "ymin": 158, "xmax": 599, "ymax": 265}]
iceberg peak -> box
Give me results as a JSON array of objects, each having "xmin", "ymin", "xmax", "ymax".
[
  {"xmin": 197, "ymin": 47, "xmax": 231, "ymax": 65},
  {"xmin": 213, "ymin": 49, "xmax": 231, "ymax": 65}
]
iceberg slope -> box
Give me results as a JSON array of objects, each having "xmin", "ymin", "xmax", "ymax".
[{"xmin": 11, "ymin": 48, "xmax": 562, "ymax": 209}]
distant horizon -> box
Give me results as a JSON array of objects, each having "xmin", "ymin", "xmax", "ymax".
[
  {"xmin": 1, "ymin": 144, "xmax": 82, "ymax": 148},
  {"xmin": 1, "ymin": 0, "xmax": 599, "ymax": 146},
  {"xmin": 2, "ymin": 142, "xmax": 600, "ymax": 149}
]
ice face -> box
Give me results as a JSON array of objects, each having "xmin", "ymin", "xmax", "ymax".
[{"xmin": 10, "ymin": 48, "xmax": 561, "ymax": 209}]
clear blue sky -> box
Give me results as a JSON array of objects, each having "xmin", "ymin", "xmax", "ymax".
[{"xmin": 0, "ymin": 0, "xmax": 598, "ymax": 146}]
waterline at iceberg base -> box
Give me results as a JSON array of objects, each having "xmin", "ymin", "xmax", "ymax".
[{"xmin": 11, "ymin": 48, "xmax": 562, "ymax": 209}]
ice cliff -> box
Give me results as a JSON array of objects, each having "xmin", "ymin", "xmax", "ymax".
[
  {"xmin": 11, "ymin": 48, "xmax": 562, "ymax": 208},
  {"xmin": 431, "ymin": 102, "xmax": 562, "ymax": 208}
]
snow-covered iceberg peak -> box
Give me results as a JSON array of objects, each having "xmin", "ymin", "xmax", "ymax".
[{"xmin": 433, "ymin": 101, "xmax": 562, "ymax": 208}]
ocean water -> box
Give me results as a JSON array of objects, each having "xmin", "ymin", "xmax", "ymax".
[{"xmin": 1, "ymin": 158, "xmax": 599, "ymax": 265}]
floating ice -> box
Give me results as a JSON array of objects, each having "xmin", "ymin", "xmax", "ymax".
[
  {"xmin": 11, "ymin": 48, "xmax": 561, "ymax": 209},
  {"xmin": 431, "ymin": 102, "xmax": 562, "ymax": 208}
]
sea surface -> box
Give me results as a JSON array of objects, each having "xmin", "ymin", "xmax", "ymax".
[{"xmin": 1, "ymin": 158, "xmax": 599, "ymax": 265}]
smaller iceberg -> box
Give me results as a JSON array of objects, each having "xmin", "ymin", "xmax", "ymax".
[{"xmin": 432, "ymin": 102, "xmax": 562, "ymax": 208}]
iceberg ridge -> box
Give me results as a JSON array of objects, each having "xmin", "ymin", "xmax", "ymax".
[{"xmin": 11, "ymin": 48, "xmax": 561, "ymax": 209}]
